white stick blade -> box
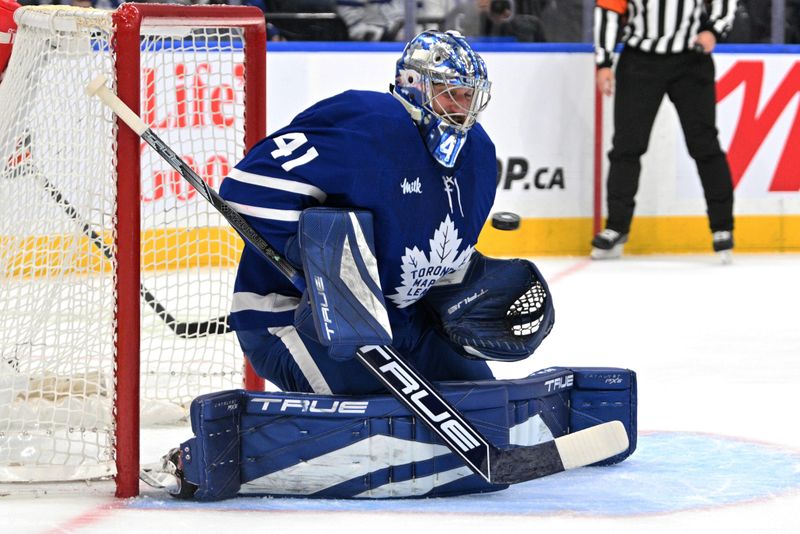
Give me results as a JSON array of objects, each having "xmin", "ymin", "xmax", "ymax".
[{"xmin": 554, "ymin": 420, "xmax": 630, "ymax": 470}]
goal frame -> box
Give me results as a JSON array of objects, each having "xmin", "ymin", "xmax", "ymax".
[{"xmin": 110, "ymin": 3, "xmax": 266, "ymax": 498}]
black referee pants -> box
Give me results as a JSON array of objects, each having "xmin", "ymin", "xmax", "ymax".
[{"xmin": 605, "ymin": 47, "xmax": 734, "ymax": 235}]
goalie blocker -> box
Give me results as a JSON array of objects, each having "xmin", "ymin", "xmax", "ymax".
[{"xmin": 170, "ymin": 367, "xmax": 636, "ymax": 500}]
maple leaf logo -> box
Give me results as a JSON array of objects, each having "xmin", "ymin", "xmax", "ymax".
[{"xmin": 387, "ymin": 215, "xmax": 474, "ymax": 308}]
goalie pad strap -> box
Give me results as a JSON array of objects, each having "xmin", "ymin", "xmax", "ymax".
[{"xmin": 179, "ymin": 367, "xmax": 637, "ymax": 500}]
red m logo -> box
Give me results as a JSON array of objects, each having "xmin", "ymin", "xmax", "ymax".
[{"xmin": 717, "ymin": 60, "xmax": 800, "ymax": 191}]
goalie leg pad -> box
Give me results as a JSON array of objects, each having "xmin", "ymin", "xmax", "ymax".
[
  {"xmin": 567, "ymin": 367, "xmax": 638, "ymax": 465},
  {"xmin": 293, "ymin": 208, "xmax": 392, "ymax": 361},
  {"xmin": 177, "ymin": 367, "xmax": 636, "ymax": 500},
  {"xmin": 179, "ymin": 389, "xmax": 244, "ymax": 501}
]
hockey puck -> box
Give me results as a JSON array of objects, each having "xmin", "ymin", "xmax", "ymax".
[{"xmin": 491, "ymin": 212, "xmax": 521, "ymax": 231}]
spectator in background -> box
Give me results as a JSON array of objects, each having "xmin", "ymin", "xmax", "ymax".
[
  {"xmin": 726, "ymin": 0, "xmax": 771, "ymax": 43},
  {"xmin": 537, "ymin": 0, "xmax": 583, "ymax": 42},
  {"xmin": 445, "ymin": 0, "xmax": 510, "ymax": 36},
  {"xmin": 336, "ymin": 0, "xmax": 404, "ymax": 41},
  {"xmin": 444, "ymin": 0, "xmax": 544, "ymax": 41},
  {"xmin": 742, "ymin": 0, "xmax": 772, "ymax": 42},
  {"xmin": 266, "ymin": 21, "xmax": 286, "ymax": 41},
  {"xmin": 258, "ymin": 0, "xmax": 348, "ymax": 41},
  {"xmin": 786, "ymin": 0, "xmax": 800, "ymax": 43}
]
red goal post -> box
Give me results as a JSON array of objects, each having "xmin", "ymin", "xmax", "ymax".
[
  {"xmin": 113, "ymin": 3, "xmax": 266, "ymax": 498},
  {"xmin": 0, "ymin": 4, "xmax": 266, "ymax": 498}
]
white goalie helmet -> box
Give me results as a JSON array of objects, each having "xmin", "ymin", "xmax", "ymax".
[{"xmin": 393, "ymin": 30, "xmax": 492, "ymax": 167}]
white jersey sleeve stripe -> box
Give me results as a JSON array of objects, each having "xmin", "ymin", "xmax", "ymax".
[
  {"xmin": 227, "ymin": 200, "xmax": 302, "ymax": 222},
  {"xmin": 268, "ymin": 326, "xmax": 333, "ymax": 395},
  {"xmin": 231, "ymin": 292, "xmax": 300, "ymax": 314},
  {"xmin": 226, "ymin": 168, "xmax": 327, "ymax": 202}
]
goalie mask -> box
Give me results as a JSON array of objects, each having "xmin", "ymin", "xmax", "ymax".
[{"xmin": 392, "ymin": 30, "xmax": 491, "ymax": 168}]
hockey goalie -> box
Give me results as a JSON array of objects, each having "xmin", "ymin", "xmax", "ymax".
[{"xmin": 144, "ymin": 30, "xmax": 637, "ymax": 500}]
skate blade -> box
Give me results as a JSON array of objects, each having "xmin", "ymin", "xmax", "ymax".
[
  {"xmin": 140, "ymin": 460, "xmax": 180, "ymax": 492},
  {"xmin": 591, "ymin": 245, "xmax": 624, "ymax": 260},
  {"xmin": 717, "ymin": 250, "xmax": 733, "ymax": 265}
]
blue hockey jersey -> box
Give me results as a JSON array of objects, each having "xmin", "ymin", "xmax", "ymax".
[{"xmin": 219, "ymin": 90, "xmax": 497, "ymax": 347}]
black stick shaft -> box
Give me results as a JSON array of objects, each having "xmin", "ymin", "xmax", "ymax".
[{"xmin": 41, "ymin": 173, "xmax": 229, "ymax": 338}]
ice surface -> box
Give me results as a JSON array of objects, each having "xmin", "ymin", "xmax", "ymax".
[{"xmin": 3, "ymin": 254, "xmax": 799, "ymax": 533}]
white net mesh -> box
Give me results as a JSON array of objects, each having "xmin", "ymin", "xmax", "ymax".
[
  {"xmin": 137, "ymin": 22, "xmax": 244, "ymax": 415},
  {"xmin": 0, "ymin": 6, "xmax": 249, "ymax": 484}
]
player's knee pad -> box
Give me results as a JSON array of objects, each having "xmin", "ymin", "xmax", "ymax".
[
  {"xmin": 176, "ymin": 367, "xmax": 635, "ymax": 500},
  {"xmin": 423, "ymin": 252, "xmax": 555, "ymax": 361}
]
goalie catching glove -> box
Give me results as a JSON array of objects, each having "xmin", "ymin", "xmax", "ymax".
[{"xmin": 423, "ymin": 252, "xmax": 554, "ymax": 362}]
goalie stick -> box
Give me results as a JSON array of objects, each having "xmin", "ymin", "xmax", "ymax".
[
  {"xmin": 1, "ymin": 149, "xmax": 229, "ymax": 338},
  {"xmin": 87, "ymin": 74, "xmax": 629, "ymax": 485},
  {"xmin": 39, "ymin": 170, "xmax": 230, "ymax": 338}
]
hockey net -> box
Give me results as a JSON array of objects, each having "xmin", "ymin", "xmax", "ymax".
[{"xmin": 0, "ymin": 4, "xmax": 265, "ymax": 496}]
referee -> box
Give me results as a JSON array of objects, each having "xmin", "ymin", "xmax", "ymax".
[{"xmin": 592, "ymin": 0, "xmax": 737, "ymax": 262}]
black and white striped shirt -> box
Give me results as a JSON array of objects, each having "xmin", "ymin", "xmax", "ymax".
[{"xmin": 594, "ymin": 0, "xmax": 737, "ymax": 67}]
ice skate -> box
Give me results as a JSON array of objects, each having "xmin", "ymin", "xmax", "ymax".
[
  {"xmin": 591, "ymin": 229, "xmax": 629, "ymax": 260},
  {"xmin": 712, "ymin": 231, "xmax": 734, "ymax": 265},
  {"xmin": 140, "ymin": 447, "xmax": 198, "ymax": 500}
]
